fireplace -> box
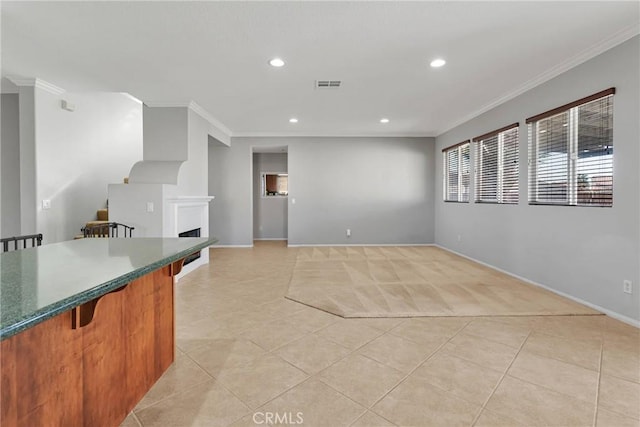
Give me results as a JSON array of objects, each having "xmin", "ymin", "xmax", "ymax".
[{"xmin": 179, "ymin": 228, "xmax": 201, "ymax": 265}]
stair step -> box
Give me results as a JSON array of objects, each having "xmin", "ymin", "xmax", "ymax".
[{"xmin": 97, "ymin": 209, "xmax": 109, "ymax": 221}]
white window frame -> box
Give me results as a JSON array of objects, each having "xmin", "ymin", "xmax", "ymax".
[
  {"xmin": 474, "ymin": 124, "xmax": 519, "ymax": 204},
  {"xmin": 443, "ymin": 142, "xmax": 470, "ymax": 203},
  {"xmin": 528, "ymin": 89, "xmax": 614, "ymax": 207}
]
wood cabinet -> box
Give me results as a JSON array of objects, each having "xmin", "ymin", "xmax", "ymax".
[{"xmin": 0, "ymin": 265, "xmax": 175, "ymax": 427}]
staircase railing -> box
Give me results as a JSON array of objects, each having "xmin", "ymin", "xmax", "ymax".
[
  {"xmin": 82, "ymin": 222, "xmax": 134, "ymax": 238},
  {"xmin": 1, "ymin": 234, "xmax": 43, "ymax": 252}
]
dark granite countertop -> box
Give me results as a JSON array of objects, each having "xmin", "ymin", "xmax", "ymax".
[{"xmin": 0, "ymin": 237, "xmax": 217, "ymax": 340}]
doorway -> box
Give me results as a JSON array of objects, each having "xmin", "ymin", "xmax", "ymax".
[{"xmin": 252, "ymin": 147, "xmax": 288, "ymax": 241}]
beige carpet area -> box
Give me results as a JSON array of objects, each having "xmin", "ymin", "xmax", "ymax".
[{"xmin": 286, "ymin": 246, "xmax": 600, "ymax": 318}]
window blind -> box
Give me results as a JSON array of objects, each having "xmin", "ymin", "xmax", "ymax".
[
  {"xmin": 528, "ymin": 89, "xmax": 614, "ymax": 207},
  {"xmin": 474, "ymin": 123, "xmax": 519, "ymax": 204},
  {"xmin": 443, "ymin": 141, "xmax": 470, "ymax": 202}
]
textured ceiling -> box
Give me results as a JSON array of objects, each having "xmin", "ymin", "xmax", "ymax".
[{"xmin": 2, "ymin": 1, "xmax": 638, "ymax": 137}]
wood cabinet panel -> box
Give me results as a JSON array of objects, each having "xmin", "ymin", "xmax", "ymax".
[
  {"xmin": 154, "ymin": 266, "xmax": 175, "ymax": 376},
  {"xmin": 0, "ymin": 265, "xmax": 176, "ymax": 427},
  {"xmin": 124, "ymin": 266, "xmax": 174, "ymax": 411},
  {"xmin": 82, "ymin": 287, "xmax": 127, "ymax": 426},
  {"xmin": 1, "ymin": 311, "xmax": 83, "ymax": 427}
]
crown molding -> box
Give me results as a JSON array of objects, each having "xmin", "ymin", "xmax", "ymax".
[
  {"xmin": 187, "ymin": 101, "xmax": 233, "ymax": 136},
  {"xmin": 231, "ymin": 131, "xmax": 435, "ymax": 138},
  {"xmin": 143, "ymin": 100, "xmax": 232, "ymax": 138},
  {"xmin": 435, "ymin": 23, "xmax": 640, "ymax": 136},
  {"xmin": 6, "ymin": 77, "xmax": 65, "ymax": 95},
  {"xmin": 143, "ymin": 101, "xmax": 191, "ymax": 108},
  {"xmin": 120, "ymin": 93, "xmax": 143, "ymax": 105}
]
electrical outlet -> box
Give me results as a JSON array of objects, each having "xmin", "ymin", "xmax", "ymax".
[
  {"xmin": 457, "ymin": 234, "xmax": 461, "ymax": 242},
  {"xmin": 146, "ymin": 202, "xmax": 154, "ymax": 213},
  {"xmin": 42, "ymin": 199, "xmax": 51, "ymax": 210},
  {"xmin": 346, "ymin": 228, "xmax": 351, "ymax": 237},
  {"xmin": 623, "ymin": 280, "xmax": 632, "ymax": 294}
]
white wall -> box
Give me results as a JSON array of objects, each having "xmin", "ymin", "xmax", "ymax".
[
  {"xmin": 109, "ymin": 105, "xmax": 211, "ymax": 257},
  {"xmin": 108, "ymin": 183, "xmax": 174, "ymax": 237},
  {"xmin": 253, "ymin": 153, "xmax": 288, "ymax": 240},
  {"xmin": 1, "ymin": 94, "xmax": 21, "ymax": 236},
  {"xmin": 435, "ymin": 36, "xmax": 640, "ymax": 322},
  {"xmin": 33, "ymin": 89, "xmax": 143, "ymax": 243},
  {"xmin": 209, "ymin": 136, "xmax": 435, "ymax": 246}
]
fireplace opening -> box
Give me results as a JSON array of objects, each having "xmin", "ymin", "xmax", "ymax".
[{"xmin": 179, "ymin": 228, "xmax": 201, "ymax": 266}]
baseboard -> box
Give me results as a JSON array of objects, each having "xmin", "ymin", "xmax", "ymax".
[
  {"xmin": 434, "ymin": 244, "xmax": 640, "ymax": 328},
  {"xmin": 254, "ymin": 238, "xmax": 288, "ymax": 241},
  {"xmin": 287, "ymin": 243, "xmax": 436, "ymax": 248},
  {"xmin": 211, "ymin": 244, "xmax": 254, "ymax": 248}
]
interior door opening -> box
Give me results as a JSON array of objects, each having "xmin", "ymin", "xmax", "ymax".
[{"xmin": 252, "ymin": 147, "xmax": 288, "ymax": 242}]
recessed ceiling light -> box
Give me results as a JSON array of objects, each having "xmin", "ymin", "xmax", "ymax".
[
  {"xmin": 289, "ymin": 118, "xmax": 298, "ymax": 123},
  {"xmin": 430, "ymin": 58, "xmax": 446, "ymax": 68},
  {"xmin": 269, "ymin": 58, "xmax": 285, "ymax": 67},
  {"xmin": 380, "ymin": 118, "xmax": 390, "ymax": 124}
]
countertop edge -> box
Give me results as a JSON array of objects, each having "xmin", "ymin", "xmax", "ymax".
[{"xmin": 0, "ymin": 238, "xmax": 217, "ymax": 341}]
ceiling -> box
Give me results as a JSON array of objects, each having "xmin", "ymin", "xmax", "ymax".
[{"xmin": 1, "ymin": 1, "xmax": 638, "ymax": 137}]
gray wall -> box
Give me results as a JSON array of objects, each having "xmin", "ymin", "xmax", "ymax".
[
  {"xmin": 143, "ymin": 106, "xmax": 188, "ymax": 161},
  {"xmin": 185, "ymin": 109, "xmax": 209, "ymax": 196},
  {"xmin": 253, "ymin": 153, "xmax": 288, "ymax": 240},
  {"xmin": 139, "ymin": 106, "xmax": 209, "ymax": 196},
  {"xmin": 18, "ymin": 86, "xmax": 37, "ymax": 236},
  {"xmin": 1, "ymin": 94, "xmax": 21, "ymax": 236},
  {"xmin": 209, "ymin": 136, "xmax": 435, "ymax": 246},
  {"xmin": 435, "ymin": 36, "xmax": 640, "ymax": 321}
]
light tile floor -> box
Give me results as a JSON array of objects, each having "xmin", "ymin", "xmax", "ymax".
[{"xmin": 123, "ymin": 241, "xmax": 640, "ymax": 427}]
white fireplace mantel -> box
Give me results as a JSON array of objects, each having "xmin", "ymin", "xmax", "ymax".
[
  {"xmin": 165, "ymin": 196, "xmax": 214, "ymax": 237},
  {"xmin": 166, "ymin": 196, "xmax": 215, "ymax": 204},
  {"xmin": 164, "ymin": 195, "xmax": 215, "ymax": 280}
]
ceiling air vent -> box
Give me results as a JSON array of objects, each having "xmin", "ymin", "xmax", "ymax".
[{"xmin": 315, "ymin": 80, "xmax": 341, "ymax": 89}]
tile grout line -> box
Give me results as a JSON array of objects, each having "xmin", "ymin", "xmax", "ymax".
[
  {"xmin": 131, "ymin": 410, "xmax": 143, "ymax": 427},
  {"xmin": 223, "ymin": 326, "xmax": 370, "ymax": 420},
  {"xmin": 254, "ymin": 319, "xmax": 460, "ymax": 426},
  {"xmin": 469, "ymin": 329, "xmax": 532, "ymax": 426},
  {"xmin": 288, "ymin": 378, "xmax": 375, "ymax": 427},
  {"xmin": 364, "ymin": 320, "xmax": 473, "ymax": 415},
  {"xmin": 592, "ymin": 338, "xmax": 604, "ymax": 427},
  {"xmin": 251, "ymin": 322, "xmax": 392, "ymax": 411},
  {"xmin": 133, "ymin": 376, "xmax": 220, "ymax": 420},
  {"xmin": 347, "ymin": 408, "xmax": 398, "ymax": 427},
  {"xmin": 132, "ymin": 356, "xmax": 216, "ymax": 416},
  {"xmin": 521, "ymin": 329, "xmax": 604, "ymax": 372},
  {"xmin": 179, "ymin": 350, "xmax": 257, "ymax": 414}
]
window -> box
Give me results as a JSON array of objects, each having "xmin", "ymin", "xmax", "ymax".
[
  {"xmin": 262, "ymin": 173, "xmax": 288, "ymax": 197},
  {"xmin": 527, "ymin": 88, "xmax": 614, "ymax": 207},
  {"xmin": 443, "ymin": 141, "xmax": 470, "ymax": 202},
  {"xmin": 474, "ymin": 123, "xmax": 519, "ymax": 204}
]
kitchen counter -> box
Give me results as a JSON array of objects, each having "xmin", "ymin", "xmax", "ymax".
[
  {"xmin": 0, "ymin": 237, "xmax": 216, "ymax": 340},
  {"xmin": 0, "ymin": 236, "xmax": 217, "ymax": 427}
]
